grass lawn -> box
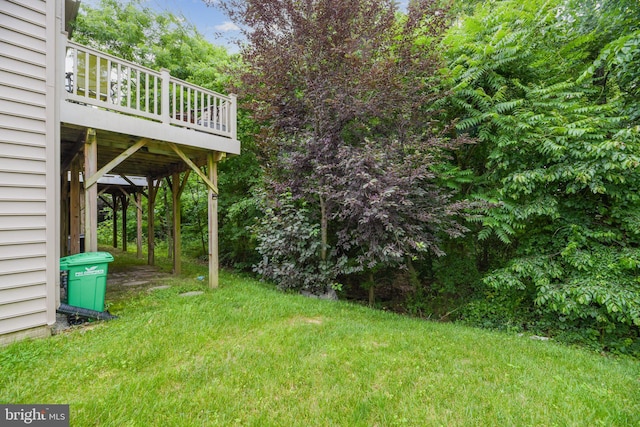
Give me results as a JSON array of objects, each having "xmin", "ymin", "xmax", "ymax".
[{"xmin": 1, "ymin": 250, "xmax": 639, "ymax": 426}]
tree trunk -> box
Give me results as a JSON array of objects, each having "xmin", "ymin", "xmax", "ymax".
[
  {"xmin": 407, "ymin": 257, "xmax": 419, "ymax": 292},
  {"xmin": 319, "ymin": 194, "xmax": 328, "ymax": 262},
  {"xmin": 368, "ymin": 271, "xmax": 375, "ymax": 307}
]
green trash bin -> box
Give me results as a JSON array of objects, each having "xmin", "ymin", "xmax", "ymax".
[{"xmin": 59, "ymin": 252, "xmax": 114, "ymax": 312}]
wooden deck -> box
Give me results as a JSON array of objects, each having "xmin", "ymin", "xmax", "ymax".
[{"xmin": 58, "ymin": 40, "xmax": 239, "ymax": 289}]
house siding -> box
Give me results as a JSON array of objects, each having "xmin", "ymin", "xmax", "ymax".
[{"xmin": 0, "ymin": 0, "xmax": 54, "ymax": 343}]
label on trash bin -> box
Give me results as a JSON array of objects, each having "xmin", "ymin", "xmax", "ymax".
[{"xmin": 73, "ymin": 265, "xmax": 105, "ymax": 277}]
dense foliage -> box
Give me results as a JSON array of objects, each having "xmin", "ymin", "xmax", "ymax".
[
  {"xmin": 79, "ymin": 0, "xmax": 640, "ymax": 355},
  {"xmin": 443, "ymin": 0, "xmax": 640, "ymax": 354},
  {"xmin": 215, "ymin": 0, "xmax": 474, "ymax": 299}
]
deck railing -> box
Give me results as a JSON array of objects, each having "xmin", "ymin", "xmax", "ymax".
[{"xmin": 64, "ymin": 40, "xmax": 236, "ymax": 140}]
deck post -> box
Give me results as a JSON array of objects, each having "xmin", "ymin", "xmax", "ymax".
[
  {"xmin": 70, "ymin": 156, "xmax": 81, "ymax": 254},
  {"xmin": 84, "ymin": 128, "xmax": 98, "ymax": 252},
  {"xmin": 122, "ymin": 193, "xmax": 128, "ymax": 253},
  {"xmin": 208, "ymin": 152, "xmax": 221, "ymax": 288},
  {"xmin": 172, "ymin": 172, "xmax": 181, "ymax": 275},
  {"xmin": 147, "ymin": 176, "xmax": 157, "ymax": 266},
  {"xmin": 136, "ymin": 192, "xmax": 143, "ymax": 258},
  {"xmin": 60, "ymin": 171, "xmax": 69, "ymax": 256},
  {"xmin": 112, "ymin": 195, "xmax": 119, "ymax": 248}
]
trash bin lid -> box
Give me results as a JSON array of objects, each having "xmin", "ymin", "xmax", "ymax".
[{"xmin": 60, "ymin": 251, "xmax": 114, "ymax": 269}]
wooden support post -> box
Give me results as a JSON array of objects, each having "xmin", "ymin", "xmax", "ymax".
[
  {"xmin": 112, "ymin": 195, "xmax": 119, "ymax": 248},
  {"xmin": 164, "ymin": 180, "xmax": 173, "ymax": 260},
  {"xmin": 147, "ymin": 176, "xmax": 157, "ymax": 266},
  {"xmin": 84, "ymin": 129, "xmax": 98, "ymax": 252},
  {"xmin": 60, "ymin": 169, "xmax": 69, "ymax": 256},
  {"xmin": 122, "ymin": 194, "xmax": 128, "ymax": 253},
  {"xmin": 170, "ymin": 171, "xmax": 190, "ymax": 275},
  {"xmin": 70, "ymin": 156, "xmax": 81, "ymax": 254},
  {"xmin": 136, "ymin": 192, "xmax": 143, "ymax": 258},
  {"xmin": 172, "ymin": 172, "xmax": 181, "ymax": 275},
  {"xmin": 208, "ymin": 152, "xmax": 221, "ymax": 289}
]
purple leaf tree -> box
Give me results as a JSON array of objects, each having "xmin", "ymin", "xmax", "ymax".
[{"xmin": 214, "ymin": 0, "xmax": 473, "ymax": 297}]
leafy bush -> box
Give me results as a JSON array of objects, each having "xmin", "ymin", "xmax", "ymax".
[
  {"xmin": 253, "ymin": 191, "xmax": 345, "ymax": 293},
  {"xmin": 443, "ymin": 0, "xmax": 640, "ymax": 356}
]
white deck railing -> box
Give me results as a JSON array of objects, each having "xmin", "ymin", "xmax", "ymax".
[{"xmin": 64, "ymin": 40, "xmax": 237, "ymax": 140}]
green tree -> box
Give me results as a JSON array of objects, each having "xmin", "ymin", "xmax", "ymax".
[
  {"xmin": 444, "ymin": 0, "xmax": 640, "ymax": 354},
  {"xmin": 72, "ymin": 0, "xmax": 233, "ymax": 88}
]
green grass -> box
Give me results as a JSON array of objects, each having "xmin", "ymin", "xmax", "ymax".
[{"xmin": 1, "ymin": 252, "xmax": 639, "ymax": 426}]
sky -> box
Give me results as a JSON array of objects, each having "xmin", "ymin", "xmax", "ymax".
[
  {"xmin": 142, "ymin": 0, "xmax": 241, "ymax": 52},
  {"xmin": 142, "ymin": 0, "xmax": 411, "ymax": 48},
  {"xmin": 83, "ymin": 0, "xmax": 411, "ymax": 54}
]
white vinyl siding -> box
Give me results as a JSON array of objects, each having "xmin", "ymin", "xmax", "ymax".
[
  {"xmin": 0, "ymin": 270, "xmax": 46, "ymax": 289},
  {"xmin": 0, "ymin": 126, "xmax": 46, "ymax": 147},
  {"xmin": 0, "ymin": 256, "xmax": 47, "ymax": 278},
  {"xmin": 0, "ymin": 55, "xmax": 47, "ymax": 80},
  {"xmin": 0, "ymin": 154, "xmax": 47, "ymax": 175},
  {"xmin": 0, "ymin": 284, "xmax": 47, "ymax": 305},
  {"xmin": 0, "ymin": 25, "xmax": 46, "ymax": 51},
  {"xmin": 0, "ymin": 96, "xmax": 47, "ymax": 119},
  {"xmin": 0, "ymin": 83, "xmax": 47, "ymax": 107},
  {"xmin": 0, "ymin": 241, "xmax": 46, "ymax": 258},
  {"xmin": 0, "ymin": 69, "xmax": 46, "ymax": 94},
  {"xmin": 0, "ymin": 200, "xmax": 46, "ymax": 215},
  {"xmin": 0, "ymin": 312, "xmax": 48, "ymax": 336},
  {"xmin": 0, "ymin": 113, "xmax": 47, "ymax": 134},
  {"xmin": 0, "ymin": 40, "xmax": 46, "ymax": 66},
  {"xmin": 1, "ymin": 0, "xmax": 46, "ymax": 22},
  {"xmin": 0, "ymin": 0, "xmax": 51, "ymax": 338},
  {"xmin": 0, "ymin": 170, "xmax": 46, "ymax": 187}
]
